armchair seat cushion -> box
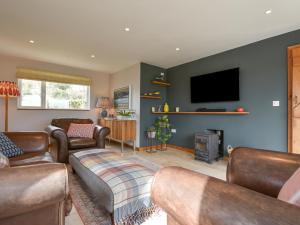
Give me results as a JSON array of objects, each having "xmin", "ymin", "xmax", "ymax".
[
  {"xmin": 10, "ymin": 152, "xmax": 54, "ymax": 167},
  {"xmin": 69, "ymin": 137, "xmax": 97, "ymax": 150}
]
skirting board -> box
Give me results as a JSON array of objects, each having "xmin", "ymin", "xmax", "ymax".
[
  {"xmin": 137, "ymin": 144, "xmax": 194, "ymax": 154},
  {"xmin": 137, "ymin": 144, "xmax": 229, "ymax": 161}
]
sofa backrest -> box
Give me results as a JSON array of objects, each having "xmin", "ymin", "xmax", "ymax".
[{"xmin": 51, "ymin": 118, "xmax": 94, "ymax": 132}]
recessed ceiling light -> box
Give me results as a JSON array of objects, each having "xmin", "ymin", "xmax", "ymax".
[
  {"xmin": 265, "ymin": 9, "xmax": 272, "ymax": 15},
  {"xmin": 91, "ymin": 54, "xmax": 96, "ymax": 58},
  {"xmin": 124, "ymin": 27, "xmax": 130, "ymax": 32},
  {"xmin": 175, "ymin": 48, "xmax": 180, "ymax": 51},
  {"xmin": 29, "ymin": 40, "xmax": 35, "ymax": 44}
]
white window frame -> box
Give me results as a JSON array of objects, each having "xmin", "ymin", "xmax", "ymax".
[{"xmin": 17, "ymin": 79, "xmax": 91, "ymax": 110}]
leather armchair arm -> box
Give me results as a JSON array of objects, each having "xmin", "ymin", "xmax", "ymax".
[
  {"xmin": 4, "ymin": 132, "xmax": 49, "ymax": 153},
  {"xmin": 0, "ymin": 163, "xmax": 68, "ymax": 220},
  {"xmin": 227, "ymin": 147, "xmax": 300, "ymax": 197},
  {"xmin": 152, "ymin": 167, "xmax": 300, "ymax": 225},
  {"xmin": 94, "ymin": 125, "xmax": 110, "ymax": 148},
  {"xmin": 46, "ymin": 125, "xmax": 69, "ymax": 163}
]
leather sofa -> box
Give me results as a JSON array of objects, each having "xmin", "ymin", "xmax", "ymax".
[
  {"xmin": 46, "ymin": 118, "xmax": 110, "ymax": 163},
  {"xmin": 151, "ymin": 147, "xmax": 300, "ymax": 225},
  {"xmin": 5, "ymin": 132, "xmax": 53, "ymax": 166},
  {"xmin": 0, "ymin": 132, "xmax": 70, "ymax": 225}
]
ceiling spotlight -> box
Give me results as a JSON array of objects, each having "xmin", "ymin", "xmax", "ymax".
[
  {"xmin": 91, "ymin": 54, "xmax": 95, "ymax": 58},
  {"xmin": 124, "ymin": 27, "xmax": 130, "ymax": 32},
  {"xmin": 175, "ymin": 48, "xmax": 180, "ymax": 51},
  {"xmin": 265, "ymin": 9, "xmax": 272, "ymax": 15},
  {"xmin": 29, "ymin": 40, "xmax": 35, "ymax": 44}
]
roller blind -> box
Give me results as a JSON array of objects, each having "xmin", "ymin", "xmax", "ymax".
[{"xmin": 16, "ymin": 68, "xmax": 91, "ymax": 86}]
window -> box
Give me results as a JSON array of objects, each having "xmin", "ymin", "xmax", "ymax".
[{"xmin": 18, "ymin": 79, "xmax": 90, "ymax": 110}]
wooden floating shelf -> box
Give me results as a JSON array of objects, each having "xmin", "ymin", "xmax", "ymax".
[
  {"xmin": 152, "ymin": 111, "xmax": 250, "ymax": 115},
  {"xmin": 140, "ymin": 95, "xmax": 161, "ymax": 99},
  {"xmin": 151, "ymin": 80, "xmax": 171, "ymax": 87}
]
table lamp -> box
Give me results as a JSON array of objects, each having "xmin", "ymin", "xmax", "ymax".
[
  {"xmin": 0, "ymin": 81, "xmax": 20, "ymax": 131},
  {"xmin": 96, "ymin": 97, "xmax": 111, "ymax": 118}
]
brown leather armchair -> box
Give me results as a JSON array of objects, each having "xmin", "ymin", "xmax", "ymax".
[
  {"xmin": 0, "ymin": 163, "xmax": 69, "ymax": 225},
  {"xmin": 5, "ymin": 131, "xmax": 54, "ymax": 166},
  {"xmin": 46, "ymin": 118, "xmax": 110, "ymax": 163},
  {"xmin": 0, "ymin": 132, "xmax": 71, "ymax": 225},
  {"xmin": 151, "ymin": 147, "xmax": 300, "ymax": 225}
]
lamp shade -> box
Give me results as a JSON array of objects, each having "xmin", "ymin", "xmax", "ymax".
[
  {"xmin": 96, "ymin": 97, "xmax": 111, "ymax": 108},
  {"xmin": 0, "ymin": 81, "xmax": 20, "ymax": 97}
]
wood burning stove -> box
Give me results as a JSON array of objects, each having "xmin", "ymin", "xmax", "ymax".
[{"xmin": 195, "ymin": 132, "xmax": 219, "ymax": 163}]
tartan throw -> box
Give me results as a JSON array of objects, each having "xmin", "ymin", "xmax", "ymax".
[{"xmin": 73, "ymin": 149, "xmax": 159, "ymax": 225}]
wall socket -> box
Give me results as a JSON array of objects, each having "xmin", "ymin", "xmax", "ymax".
[
  {"xmin": 171, "ymin": 129, "xmax": 176, "ymax": 133},
  {"xmin": 273, "ymin": 101, "xmax": 280, "ymax": 107}
]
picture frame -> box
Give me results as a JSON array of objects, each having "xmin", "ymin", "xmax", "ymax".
[{"xmin": 113, "ymin": 85, "xmax": 131, "ymax": 109}]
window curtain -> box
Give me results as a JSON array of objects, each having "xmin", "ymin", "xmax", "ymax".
[{"xmin": 16, "ymin": 68, "xmax": 92, "ymax": 86}]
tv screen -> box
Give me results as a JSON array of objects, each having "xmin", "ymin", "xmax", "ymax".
[{"xmin": 191, "ymin": 68, "xmax": 239, "ymax": 103}]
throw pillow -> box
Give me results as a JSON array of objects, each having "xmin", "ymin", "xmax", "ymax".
[
  {"xmin": 67, "ymin": 123, "xmax": 95, "ymax": 139},
  {"xmin": 0, "ymin": 132, "xmax": 24, "ymax": 158},
  {"xmin": 0, "ymin": 151, "xmax": 9, "ymax": 168},
  {"xmin": 278, "ymin": 167, "xmax": 300, "ymax": 207}
]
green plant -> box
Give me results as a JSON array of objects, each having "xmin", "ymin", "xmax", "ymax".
[
  {"xmin": 154, "ymin": 116, "xmax": 172, "ymax": 144},
  {"xmin": 117, "ymin": 110, "xmax": 132, "ymax": 117},
  {"xmin": 147, "ymin": 126, "xmax": 156, "ymax": 132}
]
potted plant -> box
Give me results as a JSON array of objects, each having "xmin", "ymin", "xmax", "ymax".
[
  {"xmin": 147, "ymin": 126, "xmax": 156, "ymax": 139},
  {"xmin": 116, "ymin": 110, "xmax": 133, "ymax": 120},
  {"xmin": 154, "ymin": 116, "xmax": 172, "ymax": 150}
]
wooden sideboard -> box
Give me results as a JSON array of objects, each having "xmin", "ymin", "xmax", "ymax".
[{"xmin": 99, "ymin": 119, "xmax": 136, "ymax": 152}]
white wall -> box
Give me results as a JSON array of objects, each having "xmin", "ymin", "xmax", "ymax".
[
  {"xmin": 0, "ymin": 54, "xmax": 110, "ymax": 131},
  {"xmin": 110, "ymin": 64, "xmax": 141, "ymax": 147}
]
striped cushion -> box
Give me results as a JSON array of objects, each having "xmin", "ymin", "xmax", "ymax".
[
  {"xmin": 0, "ymin": 151, "xmax": 10, "ymax": 168},
  {"xmin": 0, "ymin": 133, "xmax": 23, "ymax": 158},
  {"xmin": 67, "ymin": 123, "xmax": 95, "ymax": 139}
]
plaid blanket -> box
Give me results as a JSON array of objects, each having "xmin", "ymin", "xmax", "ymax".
[{"xmin": 73, "ymin": 149, "xmax": 159, "ymax": 225}]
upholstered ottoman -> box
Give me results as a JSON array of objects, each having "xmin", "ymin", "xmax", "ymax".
[{"xmin": 69, "ymin": 149, "xmax": 160, "ymax": 225}]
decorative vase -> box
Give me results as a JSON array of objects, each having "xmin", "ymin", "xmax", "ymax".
[{"xmin": 163, "ymin": 102, "xmax": 169, "ymax": 112}]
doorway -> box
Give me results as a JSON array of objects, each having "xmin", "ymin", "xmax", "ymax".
[{"xmin": 288, "ymin": 44, "xmax": 300, "ymax": 154}]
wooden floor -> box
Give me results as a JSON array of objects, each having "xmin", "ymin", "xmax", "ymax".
[{"xmin": 66, "ymin": 143, "xmax": 227, "ymax": 225}]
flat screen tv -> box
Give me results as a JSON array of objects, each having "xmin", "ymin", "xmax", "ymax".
[{"xmin": 191, "ymin": 68, "xmax": 239, "ymax": 103}]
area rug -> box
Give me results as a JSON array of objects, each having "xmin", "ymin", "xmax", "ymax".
[
  {"xmin": 68, "ymin": 167, "xmax": 112, "ymax": 225},
  {"xmin": 68, "ymin": 155, "xmax": 163, "ymax": 225}
]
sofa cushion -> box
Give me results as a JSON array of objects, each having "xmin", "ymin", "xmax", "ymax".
[
  {"xmin": 69, "ymin": 138, "xmax": 97, "ymax": 150},
  {"xmin": 0, "ymin": 132, "xmax": 23, "ymax": 158},
  {"xmin": 51, "ymin": 118, "xmax": 93, "ymax": 132},
  {"xmin": 67, "ymin": 123, "xmax": 95, "ymax": 139},
  {"xmin": 278, "ymin": 167, "xmax": 300, "ymax": 207},
  {"xmin": 9, "ymin": 152, "xmax": 54, "ymax": 167},
  {"xmin": 0, "ymin": 152, "xmax": 9, "ymax": 168}
]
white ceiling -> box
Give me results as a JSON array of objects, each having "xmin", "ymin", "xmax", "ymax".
[{"xmin": 0, "ymin": 0, "xmax": 300, "ymax": 73}]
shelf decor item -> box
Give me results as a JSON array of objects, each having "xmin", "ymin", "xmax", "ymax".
[
  {"xmin": 163, "ymin": 102, "xmax": 169, "ymax": 113},
  {"xmin": 154, "ymin": 72, "xmax": 166, "ymax": 81},
  {"xmin": 154, "ymin": 116, "xmax": 172, "ymax": 151},
  {"xmin": 0, "ymin": 81, "xmax": 20, "ymax": 131},
  {"xmin": 96, "ymin": 96, "xmax": 111, "ymax": 118}
]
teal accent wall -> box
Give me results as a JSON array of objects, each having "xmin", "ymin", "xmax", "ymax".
[
  {"xmin": 165, "ymin": 29, "xmax": 300, "ymax": 153},
  {"xmin": 140, "ymin": 63, "xmax": 167, "ymax": 147}
]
